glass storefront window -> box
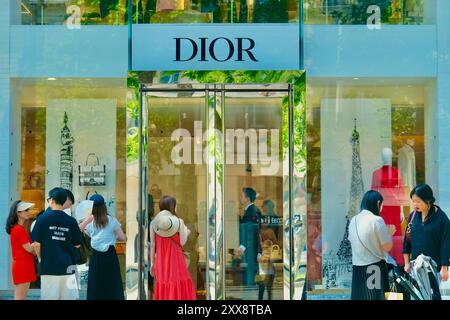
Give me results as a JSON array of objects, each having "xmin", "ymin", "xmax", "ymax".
[
  {"xmin": 303, "ymin": 0, "xmax": 425, "ymax": 25},
  {"xmin": 19, "ymin": 0, "xmax": 128, "ymax": 25},
  {"xmin": 131, "ymin": 0, "xmax": 300, "ymax": 23},
  {"xmin": 11, "ymin": 78, "xmax": 127, "ymax": 296},
  {"xmin": 17, "ymin": 0, "xmax": 300, "ymax": 25},
  {"xmin": 306, "ymin": 78, "xmax": 436, "ymax": 299}
]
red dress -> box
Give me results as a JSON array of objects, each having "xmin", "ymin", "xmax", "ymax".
[
  {"xmin": 154, "ymin": 233, "xmax": 196, "ymax": 300},
  {"xmin": 371, "ymin": 165, "xmax": 406, "ymax": 265},
  {"xmin": 10, "ymin": 225, "xmax": 36, "ymax": 285}
]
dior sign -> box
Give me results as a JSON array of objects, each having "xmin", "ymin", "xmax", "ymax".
[
  {"xmin": 174, "ymin": 37, "xmax": 258, "ymax": 62},
  {"xmin": 132, "ymin": 24, "xmax": 300, "ymax": 70}
]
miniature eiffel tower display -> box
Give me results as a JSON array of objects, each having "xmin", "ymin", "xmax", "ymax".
[
  {"xmin": 336, "ymin": 118, "xmax": 365, "ymax": 272},
  {"xmin": 59, "ymin": 112, "xmax": 75, "ymax": 190}
]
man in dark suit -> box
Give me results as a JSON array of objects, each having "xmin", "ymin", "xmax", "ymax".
[{"xmin": 238, "ymin": 187, "xmax": 262, "ymax": 286}]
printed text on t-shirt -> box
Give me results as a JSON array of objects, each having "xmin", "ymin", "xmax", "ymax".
[{"xmin": 49, "ymin": 226, "xmax": 69, "ymax": 241}]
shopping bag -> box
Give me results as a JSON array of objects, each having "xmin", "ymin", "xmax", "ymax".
[{"xmin": 385, "ymin": 284, "xmax": 404, "ymax": 300}]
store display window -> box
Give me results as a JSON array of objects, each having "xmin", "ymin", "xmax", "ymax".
[
  {"xmin": 305, "ymin": 78, "xmax": 436, "ymax": 297},
  {"xmin": 11, "ymin": 78, "xmax": 127, "ymax": 294}
]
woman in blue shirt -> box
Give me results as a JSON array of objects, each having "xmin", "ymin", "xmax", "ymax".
[
  {"xmin": 79, "ymin": 194, "xmax": 127, "ymax": 300},
  {"xmin": 403, "ymin": 184, "xmax": 450, "ymax": 300}
]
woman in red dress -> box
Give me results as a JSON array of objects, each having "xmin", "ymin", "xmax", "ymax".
[
  {"xmin": 5, "ymin": 200, "xmax": 37, "ymax": 300},
  {"xmin": 150, "ymin": 196, "xmax": 196, "ymax": 300}
]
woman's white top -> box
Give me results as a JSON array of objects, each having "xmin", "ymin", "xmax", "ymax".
[{"xmin": 348, "ymin": 210, "xmax": 392, "ymax": 266}]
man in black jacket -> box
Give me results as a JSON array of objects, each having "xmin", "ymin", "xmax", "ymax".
[{"xmin": 238, "ymin": 187, "xmax": 262, "ymax": 286}]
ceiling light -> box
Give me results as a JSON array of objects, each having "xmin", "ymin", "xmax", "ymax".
[{"xmin": 47, "ymin": 77, "xmax": 57, "ymax": 81}]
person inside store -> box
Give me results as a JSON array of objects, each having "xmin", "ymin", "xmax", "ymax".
[
  {"xmin": 150, "ymin": 195, "xmax": 196, "ymax": 300},
  {"xmin": 256, "ymin": 238, "xmax": 276, "ymax": 300},
  {"xmin": 348, "ymin": 190, "xmax": 396, "ymax": 300},
  {"xmin": 238, "ymin": 187, "xmax": 262, "ymax": 286},
  {"xmin": 5, "ymin": 200, "xmax": 37, "ymax": 300},
  {"xmin": 31, "ymin": 187, "xmax": 83, "ymax": 300},
  {"xmin": 403, "ymin": 183, "xmax": 450, "ymax": 300},
  {"xmin": 79, "ymin": 193, "xmax": 126, "ymax": 300}
]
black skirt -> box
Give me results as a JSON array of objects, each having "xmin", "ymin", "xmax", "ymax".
[
  {"xmin": 351, "ymin": 260, "xmax": 389, "ymax": 300},
  {"xmin": 87, "ymin": 246, "xmax": 124, "ymax": 300}
]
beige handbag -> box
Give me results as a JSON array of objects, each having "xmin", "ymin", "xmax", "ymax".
[{"xmin": 270, "ymin": 244, "xmax": 282, "ymax": 261}]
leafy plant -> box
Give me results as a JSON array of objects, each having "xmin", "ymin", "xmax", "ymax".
[
  {"xmin": 164, "ymin": 70, "xmax": 306, "ymax": 175},
  {"xmin": 392, "ymin": 107, "xmax": 417, "ymax": 135},
  {"xmin": 126, "ymin": 70, "xmax": 306, "ymax": 177}
]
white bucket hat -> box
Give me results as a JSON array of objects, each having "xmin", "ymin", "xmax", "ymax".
[
  {"xmin": 17, "ymin": 201, "xmax": 34, "ymax": 212},
  {"xmin": 152, "ymin": 210, "xmax": 180, "ymax": 238}
]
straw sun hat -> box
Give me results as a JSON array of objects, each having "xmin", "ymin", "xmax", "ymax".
[{"xmin": 152, "ymin": 210, "xmax": 180, "ymax": 238}]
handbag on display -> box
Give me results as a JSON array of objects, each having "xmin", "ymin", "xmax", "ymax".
[
  {"xmin": 79, "ymin": 153, "xmax": 106, "ymax": 186},
  {"xmin": 270, "ymin": 244, "xmax": 282, "ymax": 261}
]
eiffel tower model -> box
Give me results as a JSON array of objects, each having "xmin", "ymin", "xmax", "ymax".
[
  {"xmin": 336, "ymin": 118, "xmax": 365, "ymax": 275},
  {"xmin": 60, "ymin": 112, "xmax": 75, "ymax": 190}
]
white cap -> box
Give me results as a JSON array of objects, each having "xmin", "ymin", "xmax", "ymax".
[{"xmin": 17, "ymin": 201, "xmax": 35, "ymax": 212}]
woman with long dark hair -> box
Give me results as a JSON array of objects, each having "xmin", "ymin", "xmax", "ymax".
[
  {"xmin": 150, "ymin": 195, "xmax": 196, "ymax": 300},
  {"xmin": 79, "ymin": 194, "xmax": 126, "ymax": 300},
  {"xmin": 403, "ymin": 183, "xmax": 450, "ymax": 300},
  {"xmin": 5, "ymin": 200, "xmax": 37, "ymax": 300},
  {"xmin": 348, "ymin": 190, "xmax": 396, "ymax": 300}
]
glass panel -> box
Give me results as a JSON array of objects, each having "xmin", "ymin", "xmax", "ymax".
[
  {"xmin": 303, "ymin": 0, "xmax": 426, "ymax": 25},
  {"xmin": 145, "ymin": 87, "xmax": 208, "ymax": 300},
  {"xmin": 223, "ymin": 85, "xmax": 289, "ymax": 300},
  {"xmin": 13, "ymin": 77, "xmax": 127, "ymax": 298},
  {"xmin": 132, "ymin": 0, "xmax": 300, "ymax": 23},
  {"xmin": 19, "ymin": 0, "xmax": 128, "ymax": 25},
  {"xmin": 306, "ymin": 78, "xmax": 433, "ymax": 299},
  {"xmin": 291, "ymin": 79, "xmax": 307, "ymax": 299}
]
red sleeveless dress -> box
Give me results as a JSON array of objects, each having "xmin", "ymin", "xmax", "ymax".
[{"xmin": 154, "ymin": 232, "xmax": 196, "ymax": 300}]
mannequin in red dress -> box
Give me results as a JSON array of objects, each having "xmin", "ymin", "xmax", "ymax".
[{"xmin": 371, "ymin": 148, "xmax": 407, "ymax": 266}]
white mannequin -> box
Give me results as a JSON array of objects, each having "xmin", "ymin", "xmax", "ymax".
[{"xmin": 381, "ymin": 147, "xmax": 393, "ymax": 166}]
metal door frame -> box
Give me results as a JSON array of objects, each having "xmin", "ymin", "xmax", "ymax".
[{"xmin": 137, "ymin": 83, "xmax": 296, "ymax": 300}]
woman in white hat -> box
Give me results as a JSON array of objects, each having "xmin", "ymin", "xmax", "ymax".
[
  {"xmin": 150, "ymin": 196, "xmax": 196, "ymax": 300},
  {"xmin": 5, "ymin": 200, "xmax": 37, "ymax": 300}
]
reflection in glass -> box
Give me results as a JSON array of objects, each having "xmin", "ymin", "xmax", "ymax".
[
  {"xmin": 19, "ymin": 0, "xmax": 128, "ymax": 25},
  {"xmin": 224, "ymin": 88, "xmax": 288, "ymax": 300},
  {"xmin": 145, "ymin": 89, "xmax": 207, "ymax": 299},
  {"xmin": 303, "ymin": 0, "xmax": 424, "ymax": 25}
]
